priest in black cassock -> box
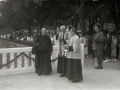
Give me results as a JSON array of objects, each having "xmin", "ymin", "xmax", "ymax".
[{"xmin": 34, "ymin": 28, "xmax": 53, "ymax": 76}]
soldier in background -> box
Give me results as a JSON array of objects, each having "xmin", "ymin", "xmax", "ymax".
[{"xmin": 93, "ymin": 24, "xmax": 106, "ymax": 69}]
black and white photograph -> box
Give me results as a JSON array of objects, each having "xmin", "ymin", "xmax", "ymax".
[{"xmin": 0, "ymin": 0, "xmax": 120, "ymax": 90}]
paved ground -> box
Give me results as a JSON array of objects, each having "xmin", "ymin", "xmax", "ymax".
[
  {"xmin": 85, "ymin": 56, "xmax": 120, "ymax": 70},
  {"xmin": 0, "ymin": 40, "xmax": 120, "ymax": 90},
  {"xmin": 0, "ymin": 57, "xmax": 120, "ymax": 90}
]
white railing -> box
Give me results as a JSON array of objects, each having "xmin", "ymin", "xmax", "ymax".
[
  {"xmin": 0, "ymin": 44, "xmax": 84, "ymax": 75},
  {"xmin": 0, "ymin": 46, "xmax": 58, "ymax": 75}
]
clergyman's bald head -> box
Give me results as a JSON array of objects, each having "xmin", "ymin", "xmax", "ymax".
[
  {"xmin": 60, "ymin": 25, "xmax": 66, "ymax": 33},
  {"xmin": 41, "ymin": 28, "xmax": 47, "ymax": 35},
  {"xmin": 42, "ymin": 28, "xmax": 46, "ymax": 31}
]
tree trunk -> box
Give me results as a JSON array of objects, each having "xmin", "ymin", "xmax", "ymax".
[
  {"xmin": 101, "ymin": 23, "xmax": 104, "ymax": 32},
  {"xmin": 114, "ymin": 20, "xmax": 119, "ymax": 33},
  {"xmin": 55, "ymin": 19, "xmax": 58, "ymax": 29},
  {"xmin": 99, "ymin": 21, "xmax": 104, "ymax": 32},
  {"xmin": 40, "ymin": 21, "xmax": 44, "ymax": 30},
  {"xmin": 77, "ymin": 0, "xmax": 86, "ymax": 36},
  {"xmin": 89, "ymin": 24, "xmax": 93, "ymax": 34},
  {"xmin": 108, "ymin": 2, "xmax": 119, "ymax": 33},
  {"xmin": 80, "ymin": 20, "xmax": 86, "ymax": 36},
  {"xmin": 28, "ymin": 24, "xmax": 32, "ymax": 36}
]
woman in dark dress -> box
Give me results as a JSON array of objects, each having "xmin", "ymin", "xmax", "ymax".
[
  {"xmin": 34, "ymin": 28, "xmax": 53, "ymax": 76},
  {"xmin": 104, "ymin": 33, "xmax": 112, "ymax": 62},
  {"xmin": 66, "ymin": 28, "xmax": 83, "ymax": 83}
]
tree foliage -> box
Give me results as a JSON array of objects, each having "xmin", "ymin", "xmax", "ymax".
[{"xmin": 0, "ymin": 0, "xmax": 120, "ymax": 35}]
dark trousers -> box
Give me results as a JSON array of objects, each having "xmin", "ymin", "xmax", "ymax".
[
  {"xmin": 96, "ymin": 50, "xmax": 104, "ymax": 67},
  {"xmin": 92, "ymin": 50, "xmax": 97, "ymax": 59}
]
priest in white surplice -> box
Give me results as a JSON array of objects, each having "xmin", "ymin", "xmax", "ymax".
[
  {"xmin": 57, "ymin": 25, "xmax": 71, "ymax": 77},
  {"xmin": 66, "ymin": 27, "xmax": 83, "ymax": 83}
]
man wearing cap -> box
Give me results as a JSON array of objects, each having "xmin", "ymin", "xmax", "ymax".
[{"xmin": 93, "ymin": 24, "xmax": 106, "ymax": 69}]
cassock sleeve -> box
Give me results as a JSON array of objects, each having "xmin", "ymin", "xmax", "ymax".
[
  {"xmin": 73, "ymin": 37, "xmax": 80, "ymax": 53},
  {"xmin": 32, "ymin": 36, "xmax": 39, "ymax": 55},
  {"xmin": 34, "ymin": 36, "xmax": 40, "ymax": 46}
]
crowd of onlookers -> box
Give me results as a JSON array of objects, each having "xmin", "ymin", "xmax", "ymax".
[
  {"xmin": 50, "ymin": 27, "xmax": 120, "ymax": 62},
  {"xmin": 83, "ymin": 31, "xmax": 120, "ymax": 62},
  {"xmin": 0, "ymin": 30, "xmax": 55, "ymax": 42},
  {"xmin": 0, "ymin": 32, "xmax": 35, "ymax": 41},
  {"xmin": 1, "ymin": 28, "xmax": 120, "ymax": 62}
]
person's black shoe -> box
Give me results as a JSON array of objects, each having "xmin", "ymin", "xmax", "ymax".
[
  {"xmin": 94, "ymin": 66, "xmax": 103, "ymax": 69},
  {"xmin": 97, "ymin": 66, "xmax": 103, "ymax": 69},
  {"xmin": 59, "ymin": 74, "xmax": 66, "ymax": 77},
  {"xmin": 72, "ymin": 80, "xmax": 80, "ymax": 83}
]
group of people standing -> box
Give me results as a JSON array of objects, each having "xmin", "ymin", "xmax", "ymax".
[
  {"xmin": 103, "ymin": 33, "xmax": 118, "ymax": 62},
  {"xmin": 32, "ymin": 25, "xmax": 83, "ymax": 83},
  {"xmin": 57, "ymin": 26, "xmax": 83, "ymax": 83},
  {"xmin": 88, "ymin": 24, "xmax": 119, "ymax": 69},
  {"xmin": 89, "ymin": 26, "xmax": 118, "ymax": 64},
  {"xmin": 92, "ymin": 25, "xmax": 106, "ymax": 69},
  {"xmin": 32, "ymin": 23, "xmax": 116, "ymax": 83}
]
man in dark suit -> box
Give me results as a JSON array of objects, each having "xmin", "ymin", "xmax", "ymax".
[{"xmin": 93, "ymin": 24, "xmax": 106, "ymax": 69}]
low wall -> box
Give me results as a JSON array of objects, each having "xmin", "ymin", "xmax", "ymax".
[
  {"xmin": 0, "ymin": 46, "xmax": 59, "ymax": 75},
  {"xmin": 0, "ymin": 40, "xmax": 84, "ymax": 75}
]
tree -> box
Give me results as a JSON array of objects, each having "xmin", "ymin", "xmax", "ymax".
[
  {"xmin": 0, "ymin": 0, "xmax": 26, "ymax": 31},
  {"xmin": 105, "ymin": 0, "xmax": 120, "ymax": 32},
  {"xmin": 1, "ymin": 0, "xmax": 118, "ymax": 36},
  {"xmin": 0, "ymin": 0, "xmax": 37, "ymax": 35},
  {"xmin": 81, "ymin": 2, "xmax": 104, "ymax": 34}
]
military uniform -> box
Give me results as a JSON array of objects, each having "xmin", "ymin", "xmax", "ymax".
[{"xmin": 93, "ymin": 31, "xmax": 106, "ymax": 69}]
